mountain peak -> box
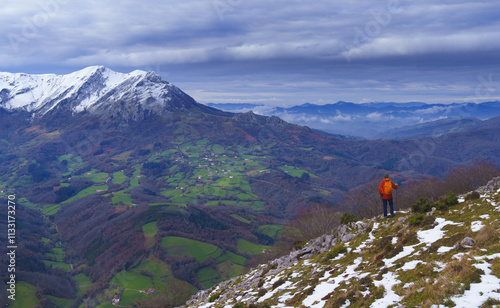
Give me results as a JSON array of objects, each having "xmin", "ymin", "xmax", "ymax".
[{"xmin": 0, "ymin": 66, "xmax": 198, "ymax": 120}]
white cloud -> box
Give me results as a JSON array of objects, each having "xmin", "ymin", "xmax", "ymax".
[{"xmin": 366, "ymin": 112, "xmax": 394, "ymax": 120}]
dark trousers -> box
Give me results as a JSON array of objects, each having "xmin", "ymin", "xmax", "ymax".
[{"xmin": 382, "ymin": 198, "xmax": 394, "ymax": 217}]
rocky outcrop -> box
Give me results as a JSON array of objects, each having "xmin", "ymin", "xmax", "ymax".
[{"xmin": 183, "ymin": 221, "xmax": 369, "ymax": 307}]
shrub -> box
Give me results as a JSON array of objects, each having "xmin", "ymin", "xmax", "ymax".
[
  {"xmin": 465, "ymin": 191, "xmax": 481, "ymax": 201},
  {"xmin": 378, "ymin": 236, "xmax": 393, "ymax": 249},
  {"xmin": 401, "ymin": 231, "xmax": 419, "ymax": 246},
  {"xmin": 208, "ymin": 293, "xmax": 221, "ymax": 302},
  {"xmin": 443, "ymin": 191, "xmax": 458, "ymax": 207},
  {"xmin": 375, "ymin": 267, "xmax": 389, "ymax": 280},
  {"xmin": 340, "ymin": 213, "xmax": 358, "ymax": 225},
  {"xmin": 327, "ymin": 244, "xmax": 348, "ymax": 259},
  {"xmin": 257, "ymin": 289, "xmax": 267, "ymax": 297},
  {"xmin": 421, "ymin": 215, "xmax": 436, "ymax": 229},
  {"xmin": 412, "ymin": 197, "xmax": 433, "ymax": 213},
  {"xmin": 409, "ymin": 214, "xmax": 425, "ymax": 226},
  {"xmin": 272, "ymin": 278, "xmax": 286, "ymax": 290},
  {"xmin": 480, "ymin": 298, "xmax": 500, "ymax": 307}
]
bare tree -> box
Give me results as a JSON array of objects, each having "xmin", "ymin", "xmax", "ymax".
[
  {"xmin": 341, "ymin": 178, "xmax": 383, "ymax": 219},
  {"xmin": 282, "ymin": 203, "xmax": 341, "ymax": 244}
]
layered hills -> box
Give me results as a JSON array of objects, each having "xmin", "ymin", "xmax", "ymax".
[{"xmin": 208, "ymin": 101, "xmax": 500, "ymax": 139}]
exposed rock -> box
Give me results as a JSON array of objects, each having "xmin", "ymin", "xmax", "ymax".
[
  {"xmin": 454, "ymin": 237, "xmax": 477, "ymax": 249},
  {"xmin": 460, "ymin": 237, "xmax": 477, "ymax": 247},
  {"xmin": 341, "ymin": 233, "xmax": 357, "ymax": 242}
]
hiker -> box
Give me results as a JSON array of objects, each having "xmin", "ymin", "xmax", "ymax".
[{"xmin": 378, "ymin": 173, "xmax": 398, "ymax": 218}]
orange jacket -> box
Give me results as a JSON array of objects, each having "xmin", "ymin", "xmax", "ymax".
[{"xmin": 379, "ymin": 178, "xmax": 398, "ymax": 200}]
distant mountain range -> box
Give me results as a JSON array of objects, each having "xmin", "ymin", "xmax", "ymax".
[
  {"xmin": 1, "ymin": 67, "xmax": 500, "ymax": 307},
  {"xmin": 207, "ymin": 101, "xmax": 500, "ymax": 139}
]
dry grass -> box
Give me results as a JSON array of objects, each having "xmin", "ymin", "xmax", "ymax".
[
  {"xmin": 491, "ymin": 258, "xmax": 500, "ymax": 279},
  {"xmin": 400, "ymin": 257, "xmax": 483, "ymax": 307},
  {"xmin": 475, "ymin": 224, "xmax": 500, "ymax": 247}
]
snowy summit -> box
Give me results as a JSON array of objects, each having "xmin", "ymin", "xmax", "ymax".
[{"xmin": 0, "ymin": 66, "xmax": 197, "ymax": 120}]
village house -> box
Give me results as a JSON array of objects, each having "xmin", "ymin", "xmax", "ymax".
[{"xmin": 112, "ymin": 294, "xmax": 120, "ymax": 305}]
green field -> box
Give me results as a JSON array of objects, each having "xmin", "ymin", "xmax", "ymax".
[
  {"xmin": 197, "ymin": 266, "xmax": 221, "ymax": 289},
  {"xmin": 231, "ymin": 214, "xmax": 251, "ymax": 224},
  {"xmin": 96, "ymin": 302, "xmax": 116, "ymax": 308},
  {"xmin": 112, "ymin": 170, "xmax": 127, "ymax": 184},
  {"xmin": 129, "ymin": 164, "xmax": 142, "ymax": 189},
  {"xmin": 133, "ymin": 256, "xmax": 198, "ymax": 294},
  {"xmin": 237, "ymin": 239, "xmax": 270, "ymax": 255},
  {"xmin": 214, "ymin": 251, "xmax": 247, "ymax": 266},
  {"xmin": 279, "ymin": 165, "xmax": 317, "ymax": 178},
  {"xmin": 58, "ymin": 154, "xmax": 84, "ymax": 173},
  {"xmin": 75, "ymin": 273, "xmax": 93, "ymax": 296},
  {"xmin": 120, "ymin": 289, "xmax": 146, "ymax": 307},
  {"xmin": 63, "ymin": 185, "xmax": 108, "ymax": 203},
  {"xmin": 216, "ymin": 260, "xmax": 246, "ymax": 280},
  {"xmin": 8, "ymin": 282, "xmax": 39, "ymax": 308},
  {"xmin": 258, "ymin": 225, "xmax": 283, "ymax": 239},
  {"xmin": 111, "ymin": 190, "xmax": 133, "ymax": 206},
  {"xmin": 161, "ymin": 236, "xmax": 222, "ymax": 262},
  {"xmin": 43, "ymin": 260, "xmax": 71, "ymax": 272},
  {"xmin": 46, "ymin": 295, "xmax": 74, "ymax": 308},
  {"xmin": 143, "ymin": 222, "xmax": 158, "ymax": 247},
  {"xmin": 42, "ymin": 204, "xmax": 61, "ymax": 216},
  {"xmin": 45, "ymin": 247, "xmax": 64, "ymax": 262},
  {"xmin": 81, "ymin": 170, "xmax": 109, "ymax": 183},
  {"xmin": 111, "ymin": 271, "xmax": 154, "ymax": 290}
]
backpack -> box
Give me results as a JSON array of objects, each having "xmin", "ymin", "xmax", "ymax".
[{"xmin": 383, "ymin": 180, "xmax": 393, "ymax": 195}]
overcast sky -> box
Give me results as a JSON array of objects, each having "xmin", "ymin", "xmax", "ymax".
[{"xmin": 1, "ymin": 0, "xmax": 499, "ymax": 106}]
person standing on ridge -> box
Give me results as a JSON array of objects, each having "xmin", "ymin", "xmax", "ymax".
[{"xmin": 379, "ymin": 173, "xmax": 398, "ymax": 218}]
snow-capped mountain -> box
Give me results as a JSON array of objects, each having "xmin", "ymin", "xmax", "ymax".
[{"xmin": 0, "ymin": 66, "xmax": 217, "ymax": 120}]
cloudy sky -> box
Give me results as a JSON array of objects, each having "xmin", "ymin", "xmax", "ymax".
[{"xmin": 1, "ymin": 0, "xmax": 499, "ymax": 106}]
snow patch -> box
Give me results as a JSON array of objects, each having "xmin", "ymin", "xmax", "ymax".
[
  {"xmin": 401, "ymin": 260, "xmax": 422, "ymax": 271},
  {"xmin": 372, "ymin": 271, "xmax": 402, "ymax": 307},
  {"xmin": 384, "ymin": 245, "xmax": 417, "ymax": 267},
  {"xmin": 302, "ymin": 257, "xmax": 365, "ymax": 308},
  {"xmin": 450, "ymin": 260, "xmax": 500, "ymax": 307},
  {"xmin": 437, "ymin": 246, "xmax": 454, "ymax": 254},
  {"xmin": 417, "ymin": 218, "xmax": 461, "ymax": 246},
  {"xmin": 471, "ymin": 221, "xmax": 484, "ymax": 232}
]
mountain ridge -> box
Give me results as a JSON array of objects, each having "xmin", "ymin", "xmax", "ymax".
[
  {"xmin": 208, "ymin": 101, "xmax": 500, "ymax": 139},
  {"xmin": 0, "ymin": 66, "xmax": 230, "ymax": 121},
  {"xmin": 182, "ymin": 177, "xmax": 500, "ymax": 308}
]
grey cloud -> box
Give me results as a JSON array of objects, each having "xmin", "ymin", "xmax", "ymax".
[{"xmin": 1, "ymin": 0, "xmax": 499, "ymax": 106}]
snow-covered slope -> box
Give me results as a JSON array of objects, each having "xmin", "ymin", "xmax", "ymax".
[
  {"xmin": 182, "ymin": 178, "xmax": 500, "ymax": 308},
  {"xmin": 0, "ymin": 66, "xmax": 205, "ymax": 120}
]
